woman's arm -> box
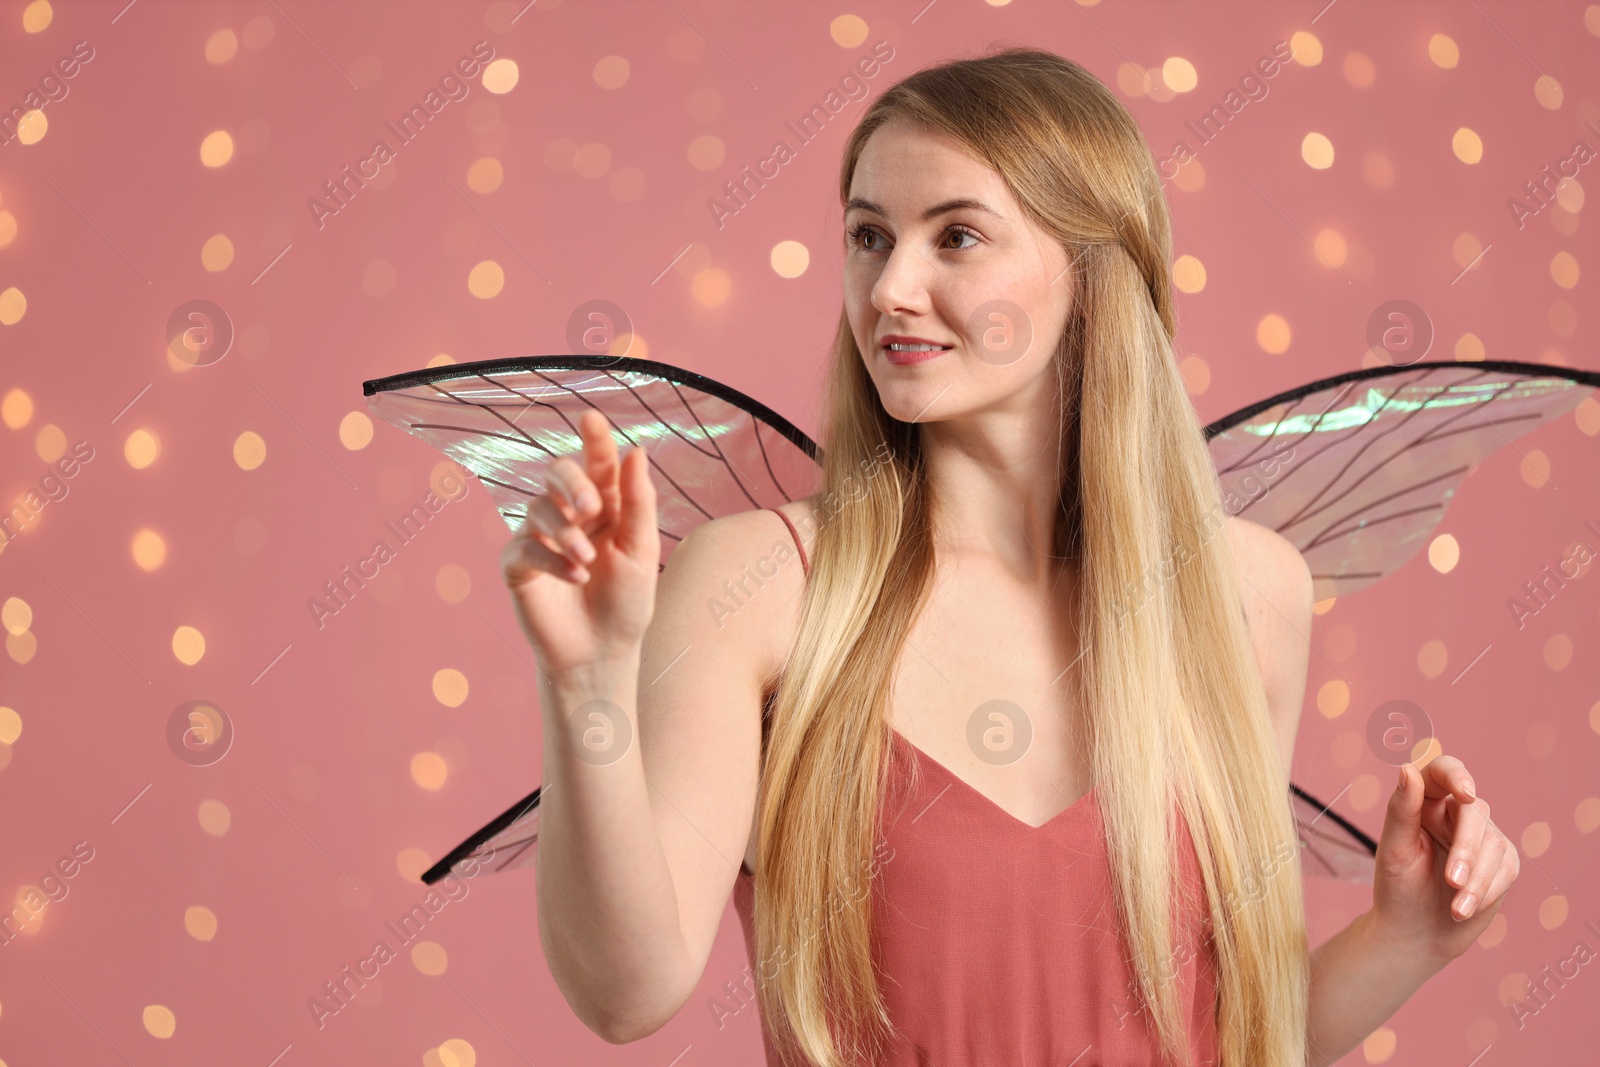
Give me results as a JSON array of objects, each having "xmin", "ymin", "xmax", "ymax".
[{"xmin": 1305, "ymin": 908, "xmax": 1447, "ymax": 1066}]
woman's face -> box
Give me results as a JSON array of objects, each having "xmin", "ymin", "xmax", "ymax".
[{"xmin": 843, "ymin": 120, "xmax": 1076, "ymax": 424}]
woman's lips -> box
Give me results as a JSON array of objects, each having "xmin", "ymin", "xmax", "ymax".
[{"xmin": 883, "ymin": 344, "xmax": 951, "ymax": 366}]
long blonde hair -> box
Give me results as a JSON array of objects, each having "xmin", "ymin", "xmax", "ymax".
[{"xmin": 751, "ymin": 46, "xmax": 1308, "ymax": 1067}]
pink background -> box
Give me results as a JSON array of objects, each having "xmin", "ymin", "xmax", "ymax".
[{"xmin": 2, "ymin": 0, "xmax": 1598, "ymax": 1063}]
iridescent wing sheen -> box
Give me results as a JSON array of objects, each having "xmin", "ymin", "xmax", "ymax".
[
  {"xmin": 1204, "ymin": 360, "xmax": 1600, "ymax": 602},
  {"xmin": 1207, "ymin": 359, "xmax": 1600, "ymax": 884}
]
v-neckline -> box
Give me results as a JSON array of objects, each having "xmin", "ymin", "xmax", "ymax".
[{"xmin": 890, "ymin": 726, "xmax": 1095, "ymax": 831}]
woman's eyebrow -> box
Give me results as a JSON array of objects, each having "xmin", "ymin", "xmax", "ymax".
[{"xmin": 844, "ymin": 196, "xmax": 1004, "ymax": 222}]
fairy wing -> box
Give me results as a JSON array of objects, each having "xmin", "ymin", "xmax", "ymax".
[
  {"xmin": 363, "ymin": 355, "xmax": 824, "ymax": 884},
  {"xmin": 1206, "ymin": 359, "xmax": 1600, "ymax": 883}
]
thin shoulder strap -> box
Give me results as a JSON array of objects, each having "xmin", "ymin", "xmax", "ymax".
[{"xmin": 767, "ymin": 507, "xmax": 810, "ymax": 579}]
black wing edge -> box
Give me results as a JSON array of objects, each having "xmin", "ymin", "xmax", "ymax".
[
  {"xmin": 1290, "ymin": 782, "xmax": 1378, "ymax": 855},
  {"xmin": 1201, "ymin": 359, "xmax": 1600, "ymax": 441},
  {"xmin": 421, "ymin": 786, "xmax": 541, "ymax": 885},
  {"xmin": 362, "ymin": 353, "xmax": 823, "ymax": 464}
]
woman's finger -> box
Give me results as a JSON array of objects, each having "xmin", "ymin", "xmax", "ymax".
[
  {"xmin": 1443, "ymin": 795, "xmax": 1492, "ymax": 890},
  {"xmin": 546, "ymin": 456, "xmax": 601, "ymax": 521},
  {"xmin": 578, "ymin": 410, "xmax": 620, "ymax": 507},
  {"xmin": 502, "ymin": 528, "xmax": 590, "ymax": 584},
  {"xmin": 1451, "ymin": 829, "xmax": 1507, "ymax": 921},
  {"xmin": 1468, "ymin": 841, "xmax": 1521, "ymax": 918},
  {"xmin": 1420, "ymin": 754, "xmax": 1476, "ymax": 804},
  {"xmin": 522, "ymin": 494, "xmax": 597, "ymax": 563},
  {"xmin": 614, "ymin": 443, "xmax": 659, "ymax": 557}
]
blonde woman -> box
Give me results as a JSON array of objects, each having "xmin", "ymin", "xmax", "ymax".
[{"xmin": 506, "ymin": 48, "xmax": 1520, "ymax": 1067}]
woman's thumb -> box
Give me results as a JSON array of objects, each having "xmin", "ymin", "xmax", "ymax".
[{"xmin": 1377, "ymin": 762, "xmax": 1426, "ymax": 867}]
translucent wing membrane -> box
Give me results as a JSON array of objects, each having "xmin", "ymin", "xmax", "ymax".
[
  {"xmin": 1291, "ymin": 784, "xmax": 1379, "ymax": 883},
  {"xmin": 1204, "ymin": 360, "xmax": 1600, "ymax": 602},
  {"xmin": 367, "ymin": 357, "xmax": 1595, "ymax": 887},
  {"xmin": 363, "ymin": 355, "xmax": 824, "ymax": 572}
]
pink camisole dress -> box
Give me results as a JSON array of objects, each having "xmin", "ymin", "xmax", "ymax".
[{"xmin": 729, "ymin": 507, "xmax": 1220, "ymax": 1066}]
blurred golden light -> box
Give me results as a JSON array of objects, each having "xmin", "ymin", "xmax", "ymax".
[
  {"xmin": 233, "ymin": 431, "xmax": 267, "ymax": 470},
  {"xmin": 1427, "ymin": 533, "xmax": 1459, "ymax": 573},
  {"xmin": 687, "ymin": 134, "xmax": 725, "ymax": 171},
  {"xmin": 201, "ymin": 233, "xmax": 234, "ymax": 272},
  {"xmin": 411, "ymin": 941, "xmax": 449, "ymax": 975},
  {"xmin": 143, "ymin": 1005, "xmax": 176, "ymax": 1039},
  {"xmin": 1162, "ymin": 57, "xmax": 1198, "ymax": 92},
  {"xmin": 1428, "ymin": 33, "xmax": 1460, "ymax": 68},
  {"xmin": 1343, "ymin": 52, "xmax": 1376, "ymax": 87},
  {"xmin": 339, "ymin": 411, "xmax": 374, "ymax": 450},
  {"xmin": 1172, "ymin": 254, "xmax": 1206, "ymax": 293},
  {"xmin": 1452, "ymin": 127, "xmax": 1484, "ymax": 164},
  {"xmin": 2, "ymin": 389, "xmax": 33, "ymax": 429},
  {"xmin": 1301, "ymin": 132, "xmax": 1335, "ymax": 169},
  {"xmin": 830, "ymin": 14, "xmax": 869, "ymax": 47},
  {"xmin": 1289, "ymin": 31, "xmax": 1323, "ymax": 65},
  {"xmin": 482, "ymin": 58, "xmax": 519, "ymax": 94},
  {"xmin": 22, "ymin": 1, "xmax": 52, "ymax": 32},
  {"xmin": 411, "ymin": 752, "xmax": 449, "ymax": 790},
  {"xmin": 33, "ymin": 423, "xmax": 65, "ymax": 462},
  {"xmin": 173, "ymin": 625, "xmax": 206, "ymax": 665},
  {"xmin": 198, "ymin": 798, "xmax": 231, "ymax": 836},
  {"xmin": 397, "ymin": 847, "xmax": 431, "ymax": 882},
  {"xmin": 2, "ymin": 598, "xmax": 30, "ymax": 637},
  {"xmin": 466, "ymin": 157, "xmax": 503, "ymax": 193},
  {"xmin": 1551, "ymin": 251, "xmax": 1580, "ymax": 288},
  {"xmin": 0, "ymin": 287, "xmax": 26, "ymax": 325},
  {"xmin": 132, "ymin": 529, "xmax": 167, "ymax": 571},
  {"xmin": 433, "ymin": 669, "xmax": 469, "ymax": 708},
  {"xmin": 691, "ymin": 267, "xmax": 732, "ymax": 307},
  {"xmin": 184, "ymin": 905, "xmax": 218, "ymax": 941},
  {"xmin": 200, "ymin": 130, "xmax": 235, "ymax": 168},
  {"xmin": 1416, "ymin": 638, "xmax": 1448, "ymax": 680},
  {"xmin": 1520, "ymin": 448, "xmax": 1552, "ymax": 488},
  {"xmin": 1534, "ymin": 75, "xmax": 1563, "ymax": 109},
  {"xmin": 467, "ymin": 260, "xmax": 504, "ymax": 299},
  {"xmin": 0, "ymin": 706, "xmax": 21, "ymax": 745},
  {"xmin": 1255, "ymin": 313, "xmax": 1291, "ymax": 355},
  {"xmin": 770, "ymin": 240, "xmax": 810, "ymax": 279},
  {"xmin": 125, "ymin": 428, "xmax": 160, "ymax": 468},
  {"xmin": 205, "ymin": 28, "xmax": 238, "ymax": 64},
  {"xmin": 1177, "ymin": 355, "xmax": 1210, "ymax": 396},
  {"xmin": 593, "ymin": 55, "xmax": 630, "ymax": 89},
  {"xmin": 16, "ymin": 110, "xmax": 46, "ymax": 146}
]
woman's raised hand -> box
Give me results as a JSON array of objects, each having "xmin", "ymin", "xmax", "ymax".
[{"xmin": 500, "ymin": 408, "xmax": 661, "ymax": 680}]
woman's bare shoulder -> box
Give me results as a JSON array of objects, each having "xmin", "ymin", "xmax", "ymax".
[{"xmin": 660, "ymin": 497, "xmax": 819, "ymax": 686}]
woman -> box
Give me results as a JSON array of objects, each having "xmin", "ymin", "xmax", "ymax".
[{"xmin": 505, "ymin": 47, "xmax": 1519, "ymax": 1067}]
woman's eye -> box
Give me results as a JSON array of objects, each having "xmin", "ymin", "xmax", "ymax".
[
  {"xmin": 944, "ymin": 226, "xmax": 979, "ymax": 250},
  {"xmin": 847, "ymin": 224, "xmax": 979, "ymax": 252}
]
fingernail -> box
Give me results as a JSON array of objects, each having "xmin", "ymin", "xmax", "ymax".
[
  {"xmin": 1456, "ymin": 892, "xmax": 1476, "ymax": 919},
  {"xmin": 576, "ymin": 539, "xmax": 596, "ymax": 562},
  {"xmin": 1450, "ymin": 860, "xmax": 1468, "ymax": 885},
  {"xmin": 580, "ymin": 491, "xmax": 598, "ymax": 511},
  {"xmin": 1397, "ymin": 765, "xmax": 1406, "ymax": 792}
]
